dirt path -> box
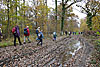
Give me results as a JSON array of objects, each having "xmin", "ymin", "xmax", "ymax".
[
  {"xmin": 0, "ymin": 36, "xmax": 94, "ymax": 67},
  {"xmin": 43, "ymin": 36, "xmax": 94, "ymax": 67},
  {"xmin": 62, "ymin": 37, "xmax": 94, "ymax": 67},
  {"xmin": 0, "ymin": 36, "xmax": 69, "ymax": 66}
]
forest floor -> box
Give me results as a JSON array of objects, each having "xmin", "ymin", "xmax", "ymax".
[{"xmin": 0, "ymin": 35, "xmax": 98, "ymax": 67}]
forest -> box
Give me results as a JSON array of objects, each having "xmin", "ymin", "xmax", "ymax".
[
  {"xmin": 0, "ymin": 0, "xmax": 99, "ymax": 38},
  {"xmin": 0, "ymin": 0, "xmax": 81, "ymax": 38},
  {"xmin": 0, "ymin": 0, "xmax": 99, "ymax": 45},
  {"xmin": 0, "ymin": 0, "xmax": 100, "ymax": 67}
]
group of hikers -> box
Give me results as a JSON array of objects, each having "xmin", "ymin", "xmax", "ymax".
[
  {"xmin": 0, "ymin": 24, "xmax": 57, "ymax": 47},
  {"xmin": 65, "ymin": 31, "xmax": 83, "ymax": 36},
  {"xmin": 0, "ymin": 24, "xmax": 83, "ymax": 47},
  {"xmin": 11, "ymin": 24, "xmax": 45, "ymax": 46}
]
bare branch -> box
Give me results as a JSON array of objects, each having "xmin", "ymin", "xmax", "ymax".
[
  {"xmin": 73, "ymin": 8, "xmax": 87, "ymax": 14},
  {"xmin": 65, "ymin": 0, "xmax": 82, "ymax": 9},
  {"xmin": 65, "ymin": 0, "xmax": 69, "ymax": 4},
  {"xmin": 86, "ymin": 1, "xmax": 90, "ymax": 12},
  {"xmin": 65, "ymin": 2, "xmax": 75, "ymax": 9},
  {"xmin": 76, "ymin": 5, "xmax": 89, "ymax": 13}
]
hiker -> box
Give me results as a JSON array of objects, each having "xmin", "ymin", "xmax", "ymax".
[
  {"xmin": 36, "ymin": 27, "xmax": 40, "ymax": 36},
  {"xmin": 23, "ymin": 26, "xmax": 31, "ymax": 44},
  {"xmin": 73, "ymin": 32, "xmax": 76, "ymax": 35},
  {"xmin": 79, "ymin": 32, "xmax": 80, "ymax": 34},
  {"xmin": 65, "ymin": 31, "xmax": 67, "ymax": 36},
  {"xmin": 53, "ymin": 32, "xmax": 57, "ymax": 41},
  {"xmin": 69, "ymin": 32, "xmax": 71, "ymax": 36},
  {"xmin": 12, "ymin": 24, "xmax": 22, "ymax": 46},
  {"xmin": 0, "ymin": 28, "xmax": 3, "ymax": 42},
  {"xmin": 37, "ymin": 30, "xmax": 44, "ymax": 46},
  {"xmin": 75, "ymin": 32, "xmax": 76, "ymax": 35},
  {"xmin": 36, "ymin": 27, "xmax": 40, "ymax": 40},
  {"xmin": 81, "ymin": 32, "xmax": 83, "ymax": 34}
]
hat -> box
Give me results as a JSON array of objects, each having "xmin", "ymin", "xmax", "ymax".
[{"xmin": 38, "ymin": 27, "xmax": 40, "ymax": 29}]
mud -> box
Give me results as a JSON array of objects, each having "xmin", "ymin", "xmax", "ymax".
[{"xmin": 0, "ymin": 36, "xmax": 93, "ymax": 67}]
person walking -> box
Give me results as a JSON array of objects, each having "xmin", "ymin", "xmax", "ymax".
[
  {"xmin": 53, "ymin": 32, "xmax": 57, "ymax": 41},
  {"xmin": 12, "ymin": 24, "xmax": 22, "ymax": 46},
  {"xmin": 36, "ymin": 27, "xmax": 40, "ymax": 36},
  {"xmin": 37, "ymin": 30, "xmax": 44, "ymax": 46},
  {"xmin": 0, "ymin": 28, "xmax": 3, "ymax": 42},
  {"xmin": 69, "ymin": 32, "xmax": 70, "ymax": 36},
  {"xmin": 65, "ymin": 31, "xmax": 67, "ymax": 36},
  {"xmin": 23, "ymin": 26, "xmax": 31, "ymax": 44},
  {"xmin": 36, "ymin": 27, "xmax": 40, "ymax": 41}
]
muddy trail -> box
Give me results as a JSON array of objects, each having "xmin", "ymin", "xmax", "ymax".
[{"xmin": 0, "ymin": 36, "xmax": 93, "ymax": 67}]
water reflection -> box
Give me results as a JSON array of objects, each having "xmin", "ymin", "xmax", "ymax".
[
  {"xmin": 45, "ymin": 41, "xmax": 83, "ymax": 67},
  {"xmin": 70, "ymin": 41, "xmax": 82, "ymax": 57},
  {"xmin": 61, "ymin": 41, "xmax": 83, "ymax": 66}
]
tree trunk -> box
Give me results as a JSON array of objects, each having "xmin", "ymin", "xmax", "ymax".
[
  {"xmin": 55, "ymin": 0, "xmax": 57, "ymax": 33},
  {"xmin": 6, "ymin": 0, "xmax": 10, "ymax": 38},
  {"xmin": 61, "ymin": 0, "xmax": 65, "ymax": 35},
  {"xmin": 16, "ymin": 0, "xmax": 17, "ymax": 23},
  {"xmin": 23, "ymin": 0, "xmax": 25, "ymax": 27}
]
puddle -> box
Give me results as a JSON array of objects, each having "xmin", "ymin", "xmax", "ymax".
[
  {"xmin": 44, "ymin": 40, "xmax": 83, "ymax": 67},
  {"xmin": 69, "ymin": 41, "xmax": 82, "ymax": 57},
  {"xmin": 61, "ymin": 41, "xmax": 83, "ymax": 66}
]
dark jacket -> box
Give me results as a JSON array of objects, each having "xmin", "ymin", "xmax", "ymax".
[
  {"xmin": 0, "ymin": 28, "xmax": 2, "ymax": 36},
  {"xmin": 14, "ymin": 26, "xmax": 20, "ymax": 36},
  {"xmin": 0, "ymin": 32, "xmax": 2, "ymax": 36}
]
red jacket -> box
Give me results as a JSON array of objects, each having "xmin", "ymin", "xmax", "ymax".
[{"xmin": 24, "ymin": 28, "xmax": 30, "ymax": 36}]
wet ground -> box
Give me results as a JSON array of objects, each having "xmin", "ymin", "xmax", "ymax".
[
  {"xmin": 0, "ymin": 35, "xmax": 93, "ymax": 67},
  {"xmin": 44, "ymin": 40, "xmax": 83, "ymax": 67}
]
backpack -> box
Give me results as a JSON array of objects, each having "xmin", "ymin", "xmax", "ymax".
[
  {"xmin": 12, "ymin": 27, "xmax": 16, "ymax": 34},
  {"xmin": 38, "ymin": 33, "xmax": 42, "ymax": 39},
  {"xmin": 36, "ymin": 29, "xmax": 39, "ymax": 34},
  {"xmin": 24, "ymin": 28, "xmax": 28, "ymax": 35}
]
